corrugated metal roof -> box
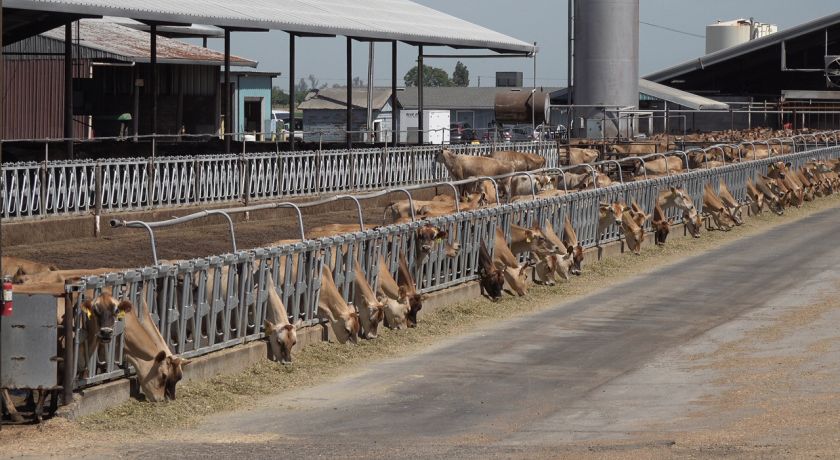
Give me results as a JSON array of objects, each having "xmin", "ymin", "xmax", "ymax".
[
  {"xmin": 398, "ymin": 87, "xmax": 562, "ymax": 110},
  {"xmin": 645, "ymin": 10, "xmax": 840, "ymax": 83},
  {"xmin": 7, "ymin": 0, "xmax": 535, "ymax": 54},
  {"xmin": 299, "ymin": 87, "xmax": 394, "ymax": 110},
  {"xmin": 31, "ymin": 20, "xmax": 256, "ymax": 66},
  {"xmin": 638, "ymin": 79, "xmax": 729, "ymax": 111}
]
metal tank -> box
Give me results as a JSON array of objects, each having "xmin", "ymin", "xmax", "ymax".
[{"xmin": 572, "ymin": 0, "xmax": 639, "ymax": 138}]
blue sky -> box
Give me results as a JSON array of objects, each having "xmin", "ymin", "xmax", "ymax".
[{"xmin": 193, "ymin": 0, "xmax": 839, "ymax": 89}]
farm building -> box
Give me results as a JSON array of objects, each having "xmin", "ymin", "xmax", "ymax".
[
  {"xmin": 645, "ymin": 11, "xmax": 840, "ymax": 130},
  {"xmin": 222, "ymin": 70, "xmax": 280, "ymax": 141},
  {"xmin": 2, "ymin": 19, "xmax": 255, "ymax": 140},
  {"xmin": 299, "ymin": 88, "xmax": 396, "ymax": 144}
]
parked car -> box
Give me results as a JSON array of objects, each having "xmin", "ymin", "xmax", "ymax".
[
  {"xmin": 510, "ymin": 125, "xmax": 539, "ymax": 142},
  {"xmin": 450, "ymin": 122, "xmax": 477, "ymax": 144},
  {"xmin": 482, "ymin": 128, "xmax": 512, "ymax": 143}
]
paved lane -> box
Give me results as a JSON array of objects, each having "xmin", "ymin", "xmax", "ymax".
[{"xmin": 128, "ymin": 207, "xmax": 840, "ymax": 459}]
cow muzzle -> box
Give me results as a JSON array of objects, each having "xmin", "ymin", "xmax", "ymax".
[{"xmin": 98, "ymin": 327, "xmax": 114, "ymax": 343}]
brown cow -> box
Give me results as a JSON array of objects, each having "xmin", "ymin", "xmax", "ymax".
[
  {"xmin": 351, "ymin": 258, "xmax": 385, "ymax": 340},
  {"xmin": 478, "ymin": 241, "xmax": 505, "ymax": 301},
  {"xmin": 1, "ymin": 256, "xmax": 58, "ymax": 284},
  {"xmin": 122, "ymin": 296, "xmax": 190, "ymax": 402},
  {"xmin": 488, "ymin": 150, "xmax": 546, "ymax": 172},
  {"xmin": 262, "ymin": 271, "xmax": 300, "ymax": 364},
  {"xmin": 652, "ymin": 204, "xmax": 672, "ymax": 246},
  {"xmin": 718, "ymin": 180, "xmax": 745, "ymax": 226},
  {"xmin": 493, "ymin": 228, "xmax": 531, "ymax": 296},
  {"xmin": 703, "ymin": 183, "xmax": 736, "ymax": 231},
  {"xmin": 437, "ymin": 149, "xmax": 514, "ymax": 196},
  {"xmin": 318, "ymin": 266, "xmax": 361, "ymax": 344}
]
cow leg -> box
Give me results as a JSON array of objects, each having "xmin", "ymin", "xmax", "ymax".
[{"xmin": 1, "ymin": 389, "xmax": 25, "ymax": 423}]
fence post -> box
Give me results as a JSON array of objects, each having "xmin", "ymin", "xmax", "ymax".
[
  {"xmin": 241, "ymin": 152, "xmax": 251, "ymax": 208},
  {"xmin": 94, "ymin": 162, "xmax": 103, "ymax": 237},
  {"xmin": 146, "ymin": 156, "xmax": 155, "ymax": 211},
  {"xmin": 277, "ymin": 150, "xmax": 285, "ymax": 198},
  {"xmin": 380, "ymin": 145, "xmax": 388, "ymax": 188},
  {"xmin": 193, "ymin": 158, "xmax": 200, "ymax": 204},
  {"xmin": 39, "ymin": 157, "xmax": 48, "ymax": 220},
  {"xmin": 62, "ymin": 290, "xmax": 75, "ymax": 405}
]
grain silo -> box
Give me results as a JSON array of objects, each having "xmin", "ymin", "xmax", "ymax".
[{"xmin": 572, "ymin": 0, "xmax": 640, "ymax": 138}]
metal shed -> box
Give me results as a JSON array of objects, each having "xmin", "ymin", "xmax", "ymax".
[{"xmin": 2, "ymin": 20, "xmax": 255, "ymax": 139}]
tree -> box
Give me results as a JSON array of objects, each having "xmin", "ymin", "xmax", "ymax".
[
  {"xmin": 271, "ymin": 87, "xmax": 290, "ymax": 107},
  {"xmin": 452, "ymin": 61, "xmax": 470, "ymax": 87},
  {"xmin": 307, "ymin": 74, "xmax": 326, "ymax": 90},
  {"xmin": 403, "ymin": 65, "xmax": 451, "ymax": 87},
  {"xmin": 353, "ymin": 76, "xmax": 365, "ymax": 88}
]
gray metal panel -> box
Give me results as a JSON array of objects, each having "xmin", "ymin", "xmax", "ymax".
[
  {"xmin": 1, "ymin": 294, "xmax": 59, "ymax": 389},
  {"xmin": 645, "ymin": 10, "xmax": 840, "ymax": 83},
  {"xmin": 573, "ymin": 0, "xmax": 639, "ymax": 109},
  {"xmin": 639, "ymin": 79, "xmax": 730, "ymax": 111},
  {"xmin": 6, "ymin": 0, "xmax": 536, "ymax": 54}
]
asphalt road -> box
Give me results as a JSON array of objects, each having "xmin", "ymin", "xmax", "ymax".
[{"xmin": 125, "ymin": 206, "xmax": 840, "ymax": 459}]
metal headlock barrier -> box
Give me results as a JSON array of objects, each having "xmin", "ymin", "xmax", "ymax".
[
  {"xmin": 0, "ymin": 141, "xmax": 560, "ymax": 221},
  {"xmin": 55, "ymin": 132, "xmax": 840, "ymax": 390}
]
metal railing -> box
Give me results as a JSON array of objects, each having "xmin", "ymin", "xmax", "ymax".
[
  {"xmin": 1, "ymin": 141, "xmax": 559, "ymax": 220},
  {"xmin": 59, "ymin": 140, "xmax": 840, "ymax": 389}
]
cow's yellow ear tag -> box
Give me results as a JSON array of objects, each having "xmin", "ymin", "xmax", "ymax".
[{"xmin": 116, "ymin": 311, "xmax": 126, "ymax": 321}]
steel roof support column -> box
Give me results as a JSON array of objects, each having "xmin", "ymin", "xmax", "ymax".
[
  {"xmin": 346, "ymin": 37, "xmax": 353, "ymax": 149},
  {"xmin": 391, "ymin": 41, "xmax": 398, "ymax": 147},
  {"xmin": 64, "ymin": 23, "xmax": 74, "ymax": 160},
  {"xmin": 289, "ymin": 34, "xmax": 296, "ymax": 151},
  {"xmin": 418, "ymin": 45, "xmax": 424, "ymax": 146},
  {"xmin": 150, "ymin": 24, "xmax": 157, "ymax": 140},
  {"xmin": 224, "ymin": 28, "xmax": 231, "ymax": 154}
]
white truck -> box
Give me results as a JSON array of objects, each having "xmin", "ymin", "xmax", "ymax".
[{"xmin": 399, "ymin": 110, "xmax": 450, "ymax": 145}]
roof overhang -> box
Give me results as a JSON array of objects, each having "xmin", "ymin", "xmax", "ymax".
[{"xmin": 4, "ymin": 0, "xmax": 536, "ymax": 54}]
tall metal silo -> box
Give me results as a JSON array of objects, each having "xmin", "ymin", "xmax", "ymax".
[{"xmin": 572, "ymin": 0, "xmax": 639, "ymax": 138}]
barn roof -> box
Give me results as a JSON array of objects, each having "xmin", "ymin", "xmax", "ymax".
[
  {"xmin": 5, "ymin": 0, "xmax": 536, "ymax": 54},
  {"xmin": 4, "ymin": 19, "xmax": 256, "ymax": 66},
  {"xmin": 299, "ymin": 88, "xmax": 395, "ymax": 110}
]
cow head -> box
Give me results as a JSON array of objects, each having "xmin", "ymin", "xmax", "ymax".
[
  {"xmin": 684, "ymin": 210, "xmax": 702, "ymax": 238},
  {"xmin": 522, "ymin": 226, "xmax": 559, "ymax": 255},
  {"xmin": 480, "ymin": 266, "xmax": 506, "ymax": 301},
  {"xmin": 503, "ymin": 264, "xmax": 531, "ymax": 297},
  {"xmin": 333, "ymin": 311, "xmax": 361, "ymax": 344},
  {"xmin": 415, "ymin": 225, "xmax": 449, "ymax": 260},
  {"xmin": 143, "ymin": 351, "xmax": 190, "ymax": 402},
  {"xmin": 599, "ymin": 202, "xmax": 625, "ymax": 227},
  {"xmin": 263, "ymin": 319, "xmax": 299, "ymax": 364},
  {"xmin": 653, "ymin": 219, "xmax": 672, "ymax": 246},
  {"xmin": 357, "ymin": 298, "xmax": 385, "ymax": 340},
  {"xmin": 661, "ymin": 187, "xmax": 697, "ymax": 215},
  {"xmin": 569, "ymin": 244, "xmax": 584, "ymax": 276},
  {"xmin": 405, "ymin": 293, "xmax": 427, "ymax": 328},
  {"xmin": 80, "ymin": 293, "xmax": 132, "ymax": 344},
  {"xmin": 768, "ymin": 161, "xmax": 791, "ymax": 179},
  {"xmin": 382, "ymin": 288, "xmax": 410, "ymax": 330}
]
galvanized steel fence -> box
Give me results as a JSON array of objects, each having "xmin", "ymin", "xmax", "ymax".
[
  {"xmin": 60, "ymin": 143, "xmax": 840, "ymax": 389},
  {"xmin": 2, "ymin": 142, "xmax": 559, "ymax": 220}
]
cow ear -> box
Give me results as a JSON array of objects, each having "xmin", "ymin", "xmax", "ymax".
[
  {"xmin": 670, "ymin": 186, "xmax": 677, "ymax": 193},
  {"xmin": 117, "ymin": 300, "xmax": 133, "ymax": 314},
  {"xmin": 155, "ymin": 351, "xmax": 167, "ymax": 364},
  {"xmin": 264, "ymin": 319, "xmax": 276, "ymax": 334},
  {"xmin": 81, "ymin": 300, "xmax": 94, "ymax": 320},
  {"xmin": 436, "ymin": 230, "xmax": 448, "ymax": 240},
  {"xmin": 398, "ymin": 285, "xmax": 407, "ymax": 299}
]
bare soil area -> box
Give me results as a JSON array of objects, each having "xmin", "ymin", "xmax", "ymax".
[{"xmin": 3, "ymin": 203, "xmax": 389, "ymax": 269}]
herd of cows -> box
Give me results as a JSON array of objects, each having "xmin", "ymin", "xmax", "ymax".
[{"xmin": 2, "ymin": 128, "xmax": 839, "ymax": 420}]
